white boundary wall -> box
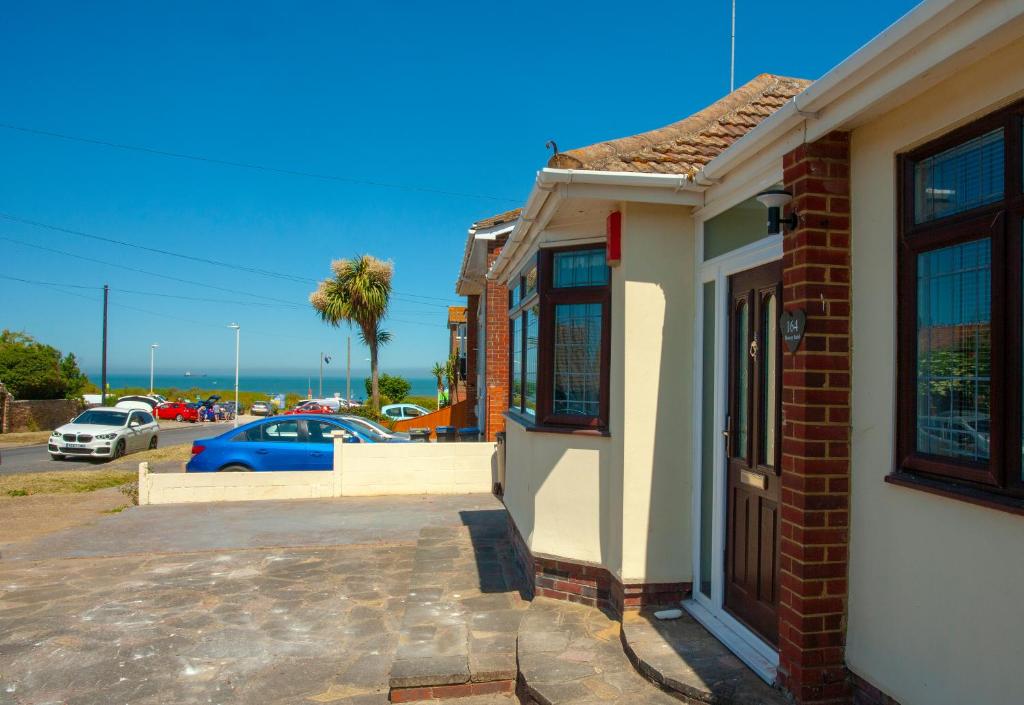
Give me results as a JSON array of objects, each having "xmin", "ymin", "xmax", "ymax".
[{"xmin": 139, "ymin": 436, "xmax": 496, "ymax": 505}]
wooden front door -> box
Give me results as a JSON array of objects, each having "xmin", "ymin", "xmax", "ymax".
[{"xmin": 724, "ymin": 260, "xmax": 782, "ymax": 647}]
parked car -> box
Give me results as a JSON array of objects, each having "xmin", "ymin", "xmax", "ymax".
[
  {"xmin": 114, "ymin": 395, "xmax": 162, "ymax": 412},
  {"xmin": 381, "ymin": 403, "xmax": 431, "ymax": 421},
  {"xmin": 249, "ymin": 400, "xmax": 275, "ymax": 417},
  {"xmin": 338, "ymin": 414, "xmax": 411, "ymax": 441},
  {"xmin": 49, "ymin": 407, "xmax": 159, "ymax": 461},
  {"xmin": 155, "ymin": 401, "xmax": 199, "ymax": 423},
  {"xmin": 284, "ymin": 401, "xmax": 336, "ymax": 415},
  {"xmin": 185, "ymin": 415, "xmax": 406, "ymax": 472}
]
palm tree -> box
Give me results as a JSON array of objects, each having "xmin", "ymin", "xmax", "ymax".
[
  {"xmin": 310, "ymin": 255, "xmax": 393, "ymax": 410},
  {"xmin": 431, "ymin": 362, "xmax": 446, "ymax": 406},
  {"xmin": 446, "ymin": 352, "xmax": 460, "ymax": 404}
]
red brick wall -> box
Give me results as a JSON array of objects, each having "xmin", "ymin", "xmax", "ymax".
[
  {"xmin": 484, "ymin": 245, "xmax": 508, "ymax": 441},
  {"xmin": 778, "ymin": 131, "xmax": 852, "ymax": 705},
  {"xmin": 849, "ymin": 672, "xmax": 902, "ymax": 705},
  {"xmin": 506, "ymin": 513, "xmax": 689, "ymax": 616},
  {"xmin": 465, "ymin": 294, "xmax": 479, "ymax": 426}
]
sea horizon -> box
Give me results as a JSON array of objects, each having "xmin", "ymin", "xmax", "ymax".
[{"xmin": 94, "ymin": 372, "xmax": 439, "ymax": 398}]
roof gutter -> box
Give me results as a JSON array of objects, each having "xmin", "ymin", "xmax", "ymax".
[
  {"xmin": 698, "ymin": 0, "xmax": 980, "ymax": 185},
  {"xmin": 488, "ymin": 167, "xmax": 704, "ymax": 282}
]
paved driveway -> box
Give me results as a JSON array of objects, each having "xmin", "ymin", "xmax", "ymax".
[{"xmin": 0, "ymin": 494, "xmax": 504, "ymax": 705}]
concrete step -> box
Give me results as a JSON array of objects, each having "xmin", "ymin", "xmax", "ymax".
[
  {"xmin": 621, "ymin": 609, "xmax": 789, "ymax": 704},
  {"xmin": 516, "ymin": 597, "xmax": 679, "ymax": 705},
  {"xmin": 389, "ymin": 521, "xmax": 528, "ymax": 702}
]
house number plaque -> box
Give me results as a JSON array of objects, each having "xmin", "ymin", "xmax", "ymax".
[{"xmin": 779, "ymin": 308, "xmax": 807, "ymax": 353}]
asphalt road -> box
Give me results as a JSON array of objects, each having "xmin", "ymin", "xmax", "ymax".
[{"xmin": 0, "ymin": 422, "xmax": 236, "ymax": 475}]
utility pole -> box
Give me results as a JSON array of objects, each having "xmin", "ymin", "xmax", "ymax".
[
  {"xmin": 319, "ymin": 353, "xmax": 323, "ymax": 398},
  {"xmin": 730, "ymin": 0, "xmax": 736, "ymax": 92},
  {"xmin": 346, "ymin": 337, "xmax": 351, "ymax": 406},
  {"xmin": 101, "ymin": 284, "xmax": 109, "ymax": 405},
  {"xmin": 149, "ymin": 343, "xmax": 159, "ymax": 394},
  {"xmin": 228, "ymin": 323, "xmax": 240, "ymax": 428}
]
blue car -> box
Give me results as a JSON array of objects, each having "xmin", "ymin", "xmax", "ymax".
[{"xmin": 185, "ymin": 414, "xmax": 397, "ymax": 472}]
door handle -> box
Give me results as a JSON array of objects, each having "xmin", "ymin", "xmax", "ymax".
[
  {"xmin": 256, "ymin": 449, "xmax": 269, "ymax": 455},
  {"xmin": 311, "ymin": 451, "xmax": 324, "ymax": 457}
]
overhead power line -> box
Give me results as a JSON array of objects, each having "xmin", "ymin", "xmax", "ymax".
[
  {"xmin": 1, "ymin": 213, "xmax": 464, "ymax": 306},
  {"xmin": 0, "ymin": 235, "xmax": 305, "ymax": 306},
  {"xmin": 0, "ymin": 122, "xmax": 520, "ymax": 203},
  {"xmin": 5, "ymin": 277, "xmax": 440, "ymax": 344},
  {"xmin": 0, "ymin": 272, "xmax": 445, "ymax": 329},
  {"xmin": 0, "ymin": 212, "xmax": 311, "ymax": 284}
]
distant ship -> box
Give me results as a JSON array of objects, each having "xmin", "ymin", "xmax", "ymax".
[{"xmin": 184, "ymin": 371, "xmax": 192, "ymax": 377}]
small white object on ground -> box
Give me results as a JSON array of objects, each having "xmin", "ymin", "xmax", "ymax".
[{"xmin": 654, "ymin": 608, "xmax": 683, "ymax": 620}]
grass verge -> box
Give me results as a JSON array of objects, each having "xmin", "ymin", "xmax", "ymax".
[
  {"xmin": 0, "ymin": 431, "xmax": 54, "ymax": 447},
  {"xmin": 2, "ymin": 444, "xmax": 191, "ymax": 497},
  {"xmin": 106, "ymin": 443, "xmax": 191, "ymax": 471},
  {"xmin": 1, "ymin": 469, "xmax": 137, "ymax": 496}
]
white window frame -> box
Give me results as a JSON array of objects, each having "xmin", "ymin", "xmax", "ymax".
[{"xmin": 686, "ymin": 211, "xmax": 783, "ymax": 685}]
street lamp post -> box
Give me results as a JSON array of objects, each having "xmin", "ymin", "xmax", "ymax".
[
  {"xmin": 149, "ymin": 344, "xmax": 159, "ymax": 394},
  {"xmin": 228, "ymin": 323, "xmax": 240, "ymax": 428}
]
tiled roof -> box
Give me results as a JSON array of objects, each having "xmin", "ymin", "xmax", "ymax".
[
  {"xmin": 547, "ymin": 74, "xmax": 811, "ymax": 175},
  {"xmin": 472, "ymin": 208, "xmax": 521, "ymax": 230},
  {"xmin": 454, "ymin": 208, "xmax": 521, "ymax": 295}
]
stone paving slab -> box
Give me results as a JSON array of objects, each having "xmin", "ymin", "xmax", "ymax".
[
  {"xmin": 0, "ymin": 493, "xmax": 510, "ymax": 705},
  {"xmin": 622, "ymin": 610, "xmax": 788, "ymax": 705},
  {"xmin": 0, "ymin": 544, "xmax": 411, "ymax": 705},
  {"xmin": 1, "ymin": 493, "xmax": 503, "ymax": 561},
  {"xmin": 517, "ymin": 598, "xmax": 679, "ymax": 705},
  {"xmin": 390, "ymin": 517, "xmax": 527, "ymax": 696}
]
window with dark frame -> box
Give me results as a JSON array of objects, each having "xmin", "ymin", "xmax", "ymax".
[
  {"xmin": 508, "ymin": 246, "xmax": 611, "ymax": 429},
  {"xmin": 897, "ymin": 99, "xmax": 1024, "ymax": 504}
]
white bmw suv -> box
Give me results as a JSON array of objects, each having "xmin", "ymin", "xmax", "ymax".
[{"xmin": 49, "ymin": 407, "xmax": 159, "ymax": 461}]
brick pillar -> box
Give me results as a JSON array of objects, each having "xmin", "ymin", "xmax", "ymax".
[
  {"xmin": 465, "ymin": 294, "xmax": 480, "ymax": 425},
  {"xmin": 778, "ymin": 131, "xmax": 852, "ymax": 705},
  {"xmin": 484, "ymin": 246, "xmax": 508, "ymax": 442}
]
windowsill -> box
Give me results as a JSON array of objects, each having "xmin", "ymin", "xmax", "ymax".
[
  {"xmin": 886, "ymin": 471, "xmax": 1024, "ymax": 518},
  {"xmin": 503, "ymin": 410, "xmax": 611, "ymax": 437}
]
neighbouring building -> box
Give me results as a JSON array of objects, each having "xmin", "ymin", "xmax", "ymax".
[
  {"xmin": 446, "ymin": 305, "xmax": 468, "ymax": 402},
  {"xmin": 456, "ymin": 1, "xmax": 1024, "ymax": 704},
  {"xmin": 456, "ymin": 209, "xmax": 520, "ymax": 441}
]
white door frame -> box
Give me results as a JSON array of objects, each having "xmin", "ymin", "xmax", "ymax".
[{"xmin": 686, "ymin": 223, "xmax": 783, "ymax": 684}]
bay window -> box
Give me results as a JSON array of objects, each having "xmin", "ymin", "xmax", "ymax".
[
  {"xmin": 896, "ymin": 99, "xmax": 1024, "ymax": 504},
  {"xmin": 508, "ymin": 246, "xmax": 610, "ymax": 430}
]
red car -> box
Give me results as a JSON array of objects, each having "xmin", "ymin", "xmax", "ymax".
[
  {"xmin": 284, "ymin": 401, "xmax": 335, "ymax": 415},
  {"xmin": 155, "ymin": 402, "xmax": 199, "ymax": 423}
]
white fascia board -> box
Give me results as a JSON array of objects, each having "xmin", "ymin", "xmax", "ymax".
[
  {"xmin": 488, "ymin": 181, "xmax": 563, "ymax": 285},
  {"xmin": 456, "ymin": 223, "xmax": 516, "ymax": 296},
  {"xmin": 698, "ymin": 0, "xmax": 995, "ymax": 186},
  {"xmin": 487, "ymin": 167, "xmax": 704, "ymax": 283}
]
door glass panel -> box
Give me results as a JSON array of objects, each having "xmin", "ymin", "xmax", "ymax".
[
  {"xmin": 735, "ymin": 300, "xmax": 749, "ymax": 459},
  {"xmin": 915, "ymin": 238, "xmax": 992, "ymax": 461},
  {"xmin": 760, "ymin": 293, "xmax": 778, "ymax": 467},
  {"xmin": 699, "ymin": 281, "xmax": 716, "ymax": 598}
]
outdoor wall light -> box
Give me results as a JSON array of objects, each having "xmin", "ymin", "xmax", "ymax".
[{"xmin": 755, "ymin": 188, "xmax": 798, "ymax": 233}]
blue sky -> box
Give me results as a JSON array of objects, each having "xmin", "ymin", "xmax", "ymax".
[{"xmin": 0, "ymin": 0, "xmax": 918, "ymax": 378}]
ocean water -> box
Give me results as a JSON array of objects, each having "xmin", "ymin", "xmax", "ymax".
[{"xmin": 97, "ymin": 372, "xmax": 439, "ymax": 399}]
